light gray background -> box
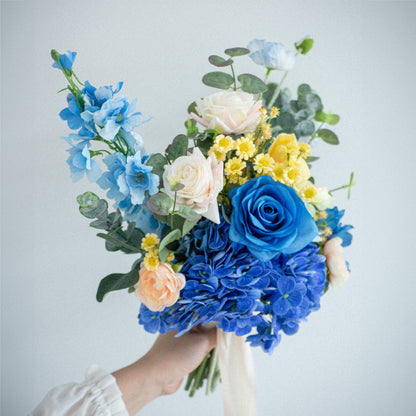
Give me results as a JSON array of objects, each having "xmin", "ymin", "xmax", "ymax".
[{"xmin": 1, "ymin": 0, "xmax": 415, "ymax": 415}]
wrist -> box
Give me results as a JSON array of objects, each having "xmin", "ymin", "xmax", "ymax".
[{"xmin": 112, "ymin": 355, "xmax": 162, "ymax": 415}]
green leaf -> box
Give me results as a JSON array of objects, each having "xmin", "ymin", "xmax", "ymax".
[
  {"xmin": 237, "ymin": 73, "xmax": 267, "ymax": 94},
  {"xmin": 97, "ymin": 232, "xmax": 142, "ymax": 253},
  {"xmin": 183, "ymin": 218, "xmax": 199, "ymax": 236},
  {"xmin": 167, "ymin": 135, "xmax": 188, "ymax": 161},
  {"xmin": 262, "ymin": 83, "xmax": 278, "ymax": 108},
  {"xmin": 146, "ymin": 153, "xmax": 166, "ymax": 179},
  {"xmin": 176, "ymin": 205, "xmax": 201, "ymax": 221},
  {"xmin": 96, "ymin": 261, "xmax": 141, "ymax": 302},
  {"xmin": 77, "ymin": 191, "xmax": 99, "ymax": 208},
  {"xmin": 294, "ymin": 38, "xmax": 314, "ymax": 55},
  {"xmin": 79, "ymin": 199, "xmax": 108, "ymax": 219},
  {"xmin": 317, "ymin": 128, "xmax": 339, "ymax": 145},
  {"xmin": 159, "ymin": 229, "xmax": 182, "ymax": 253},
  {"xmin": 171, "ymin": 183, "xmax": 185, "ymax": 192},
  {"xmin": 326, "ymin": 113, "xmax": 340, "ymax": 125},
  {"xmin": 297, "ymin": 84, "xmax": 312, "ymax": 97},
  {"xmin": 187, "ymin": 102, "xmax": 199, "ymax": 115},
  {"xmin": 208, "ymin": 55, "xmax": 233, "ymax": 67},
  {"xmin": 153, "ymin": 213, "xmax": 170, "ymax": 224},
  {"xmin": 314, "ymin": 110, "xmax": 327, "ymax": 123},
  {"xmin": 147, "ymin": 193, "xmax": 172, "ymax": 216},
  {"xmin": 315, "ymin": 110, "xmax": 340, "ymax": 125},
  {"xmin": 306, "ymin": 156, "xmax": 320, "ymax": 163},
  {"xmin": 224, "ymin": 47, "xmax": 250, "ymax": 57},
  {"xmin": 295, "ymin": 120, "xmax": 315, "ymax": 137},
  {"xmin": 202, "ymin": 72, "xmax": 234, "ymax": 90},
  {"xmin": 273, "ymin": 111, "xmax": 296, "ymax": 133}
]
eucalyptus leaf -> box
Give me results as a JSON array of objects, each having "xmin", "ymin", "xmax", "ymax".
[
  {"xmin": 146, "ymin": 153, "xmax": 166, "ymax": 179},
  {"xmin": 79, "ymin": 199, "xmax": 108, "ymax": 219},
  {"xmin": 208, "ymin": 55, "xmax": 233, "ymax": 67},
  {"xmin": 224, "ymin": 47, "xmax": 250, "ymax": 57},
  {"xmin": 147, "ymin": 193, "xmax": 172, "ymax": 215},
  {"xmin": 297, "ymin": 84, "xmax": 312, "ymax": 97},
  {"xmin": 202, "ymin": 72, "xmax": 234, "ymax": 90},
  {"xmin": 96, "ymin": 261, "xmax": 141, "ymax": 302},
  {"xmin": 237, "ymin": 73, "xmax": 267, "ymax": 94},
  {"xmin": 158, "ymin": 247, "xmax": 169, "ymax": 263},
  {"xmin": 177, "ymin": 205, "xmax": 201, "ymax": 221},
  {"xmin": 171, "ymin": 183, "xmax": 185, "ymax": 192},
  {"xmin": 77, "ymin": 192, "xmax": 99, "ymax": 209},
  {"xmin": 167, "ymin": 135, "xmax": 188, "ymax": 161},
  {"xmin": 262, "ymin": 83, "xmax": 278, "ymax": 108},
  {"xmin": 295, "ymin": 119, "xmax": 315, "ymax": 137},
  {"xmin": 317, "ymin": 128, "xmax": 339, "ymax": 145}
]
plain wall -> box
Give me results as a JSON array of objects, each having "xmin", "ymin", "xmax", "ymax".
[{"xmin": 1, "ymin": 0, "xmax": 415, "ymax": 415}]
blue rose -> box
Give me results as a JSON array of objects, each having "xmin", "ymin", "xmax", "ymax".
[{"xmin": 229, "ymin": 176, "xmax": 318, "ymax": 261}]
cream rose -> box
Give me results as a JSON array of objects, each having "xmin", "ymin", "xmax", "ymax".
[
  {"xmin": 135, "ymin": 263, "xmax": 186, "ymax": 312},
  {"xmin": 163, "ymin": 147, "xmax": 223, "ymax": 223},
  {"xmin": 190, "ymin": 91, "xmax": 262, "ymax": 135},
  {"xmin": 323, "ymin": 237, "xmax": 349, "ymax": 287}
]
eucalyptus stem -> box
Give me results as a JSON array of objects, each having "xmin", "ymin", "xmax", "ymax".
[
  {"xmin": 230, "ymin": 64, "xmax": 237, "ymax": 91},
  {"xmin": 266, "ymin": 71, "xmax": 288, "ymax": 109},
  {"xmin": 308, "ymin": 121, "xmax": 326, "ymax": 144}
]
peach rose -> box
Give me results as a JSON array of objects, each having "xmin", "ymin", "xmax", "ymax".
[
  {"xmin": 190, "ymin": 91, "xmax": 262, "ymax": 135},
  {"xmin": 135, "ymin": 263, "xmax": 186, "ymax": 312},
  {"xmin": 163, "ymin": 147, "xmax": 223, "ymax": 223},
  {"xmin": 323, "ymin": 237, "xmax": 349, "ymax": 287}
]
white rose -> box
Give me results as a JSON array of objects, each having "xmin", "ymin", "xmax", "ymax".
[
  {"xmin": 191, "ymin": 91, "xmax": 262, "ymax": 135},
  {"xmin": 163, "ymin": 147, "xmax": 223, "ymax": 223},
  {"xmin": 323, "ymin": 237, "xmax": 349, "ymax": 287}
]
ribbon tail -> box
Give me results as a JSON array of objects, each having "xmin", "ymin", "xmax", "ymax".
[{"xmin": 217, "ymin": 329, "xmax": 257, "ymax": 416}]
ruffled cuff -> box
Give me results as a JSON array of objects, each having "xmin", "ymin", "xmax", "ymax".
[{"xmin": 85, "ymin": 365, "xmax": 129, "ymax": 416}]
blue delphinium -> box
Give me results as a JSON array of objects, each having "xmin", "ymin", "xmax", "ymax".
[
  {"xmin": 52, "ymin": 50, "xmax": 77, "ymax": 72},
  {"xmin": 64, "ymin": 140, "xmax": 101, "ymax": 183},
  {"xmin": 97, "ymin": 150, "xmax": 159, "ymax": 222},
  {"xmin": 316, "ymin": 207, "xmax": 354, "ymax": 247}
]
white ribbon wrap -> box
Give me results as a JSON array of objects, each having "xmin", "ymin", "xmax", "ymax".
[{"xmin": 217, "ymin": 329, "xmax": 257, "ymax": 416}]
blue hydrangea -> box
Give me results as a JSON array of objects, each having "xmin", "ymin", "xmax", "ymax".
[
  {"xmin": 138, "ymin": 218, "xmax": 327, "ymax": 354},
  {"xmin": 316, "ymin": 207, "xmax": 354, "ymax": 247}
]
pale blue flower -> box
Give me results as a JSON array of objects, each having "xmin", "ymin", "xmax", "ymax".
[
  {"xmin": 122, "ymin": 151, "xmax": 159, "ymax": 205},
  {"xmin": 65, "ymin": 141, "xmax": 101, "ymax": 183},
  {"xmin": 52, "ymin": 50, "xmax": 76, "ymax": 72},
  {"xmin": 96, "ymin": 152, "xmax": 127, "ymax": 202},
  {"xmin": 247, "ymin": 39, "xmax": 296, "ymax": 71}
]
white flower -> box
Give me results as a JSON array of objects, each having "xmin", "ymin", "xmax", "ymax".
[
  {"xmin": 191, "ymin": 91, "xmax": 262, "ymax": 135},
  {"xmin": 163, "ymin": 147, "xmax": 223, "ymax": 223},
  {"xmin": 323, "ymin": 237, "xmax": 349, "ymax": 287}
]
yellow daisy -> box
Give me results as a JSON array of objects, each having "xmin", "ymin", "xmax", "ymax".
[
  {"xmin": 234, "ymin": 137, "xmax": 256, "ymax": 160},
  {"xmin": 254, "ymin": 153, "xmax": 275, "ymax": 174},
  {"xmin": 141, "ymin": 233, "xmax": 160, "ymax": 251},
  {"xmin": 225, "ymin": 157, "xmax": 246, "ymax": 178},
  {"xmin": 213, "ymin": 134, "xmax": 234, "ymax": 153}
]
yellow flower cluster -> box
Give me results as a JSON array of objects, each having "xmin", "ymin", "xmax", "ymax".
[
  {"xmin": 140, "ymin": 233, "xmax": 176, "ymax": 271},
  {"xmin": 141, "ymin": 234, "xmax": 160, "ymax": 271},
  {"xmin": 267, "ymin": 133, "xmax": 332, "ymax": 210}
]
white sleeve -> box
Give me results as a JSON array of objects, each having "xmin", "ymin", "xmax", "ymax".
[{"xmin": 29, "ymin": 365, "xmax": 129, "ymax": 416}]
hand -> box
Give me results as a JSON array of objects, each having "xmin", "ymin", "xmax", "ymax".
[{"xmin": 112, "ymin": 327, "xmax": 217, "ymax": 415}]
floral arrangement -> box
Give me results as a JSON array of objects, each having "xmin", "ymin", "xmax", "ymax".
[{"xmin": 51, "ymin": 37, "xmax": 354, "ymax": 397}]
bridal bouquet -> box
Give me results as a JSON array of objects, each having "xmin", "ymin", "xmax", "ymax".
[{"xmin": 51, "ymin": 37, "xmax": 354, "ymax": 400}]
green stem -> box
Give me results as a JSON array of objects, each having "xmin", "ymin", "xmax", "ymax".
[
  {"xmin": 308, "ymin": 121, "xmax": 326, "ymax": 144},
  {"xmin": 329, "ymin": 182, "xmax": 356, "ymax": 194},
  {"xmin": 189, "ymin": 354, "xmax": 210, "ymax": 397},
  {"xmin": 230, "ymin": 64, "xmax": 237, "ymax": 91},
  {"xmin": 170, "ymin": 192, "xmax": 178, "ymax": 229},
  {"xmin": 263, "ymin": 67, "xmax": 273, "ymax": 84},
  {"xmin": 206, "ymin": 349, "xmax": 218, "ymax": 395},
  {"xmin": 72, "ymin": 72, "xmax": 84, "ymax": 86},
  {"xmin": 266, "ymin": 71, "xmax": 288, "ymax": 109}
]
